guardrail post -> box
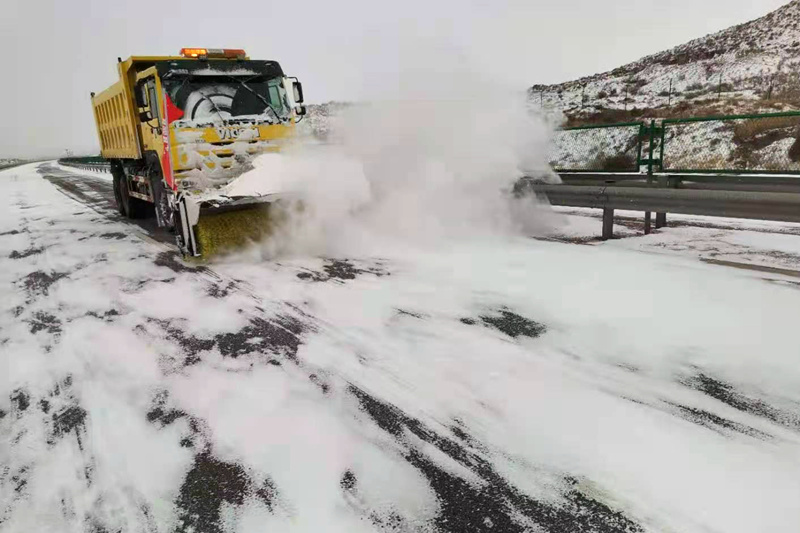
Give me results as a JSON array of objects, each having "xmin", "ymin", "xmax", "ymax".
[
  {"xmin": 644, "ymin": 120, "xmax": 657, "ymax": 234},
  {"xmin": 602, "ymin": 208, "xmax": 614, "ymax": 240},
  {"xmin": 649, "ymin": 119, "xmax": 668, "ymax": 229}
]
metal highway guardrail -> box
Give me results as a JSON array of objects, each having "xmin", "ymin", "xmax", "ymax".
[
  {"xmin": 558, "ymin": 172, "xmax": 800, "ymax": 190},
  {"xmin": 0, "ymin": 162, "xmax": 28, "ymax": 171},
  {"xmin": 533, "ymin": 183, "xmax": 800, "ymax": 239},
  {"xmin": 55, "ymin": 156, "xmax": 800, "ymax": 241},
  {"xmin": 58, "ymin": 157, "xmax": 111, "ymax": 173}
]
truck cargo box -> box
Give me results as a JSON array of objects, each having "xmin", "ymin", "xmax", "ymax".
[{"xmin": 91, "ymin": 78, "xmax": 141, "ymax": 159}]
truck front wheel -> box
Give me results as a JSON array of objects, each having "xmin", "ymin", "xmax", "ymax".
[{"xmin": 150, "ymin": 171, "xmax": 175, "ymax": 230}]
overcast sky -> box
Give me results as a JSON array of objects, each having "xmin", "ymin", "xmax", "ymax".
[{"xmin": 1, "ymin": 0, "xmax": 788, "ymax": 159}]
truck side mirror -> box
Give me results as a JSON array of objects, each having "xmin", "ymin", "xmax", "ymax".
[
  {"xmin": 135, "ymin": 87, "xmax": 146, "ymax": 108},
  {"xmin": 292, "ymin": 80, "xmax": 304, "ymax": 104},
  {"xmin": 295, "ymin": 105, "xmax": 307, "ymax": 117},
  {"xmin": 139, "ymin": 110, "xmax": 152, "ymax": 122}
]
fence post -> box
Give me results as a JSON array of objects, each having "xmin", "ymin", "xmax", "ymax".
[
  {"xmin": 668, "ymin": 79, "xmax": 673, "ymax": 108},
  {"xmin": 636, "ymin": 122, "xmax": 645, "ymax": 171},
  {"xmin": 602, "ymin": 208, "xmax": 615, "ymax": 240},
  {"xmin": 644, "ymin": 120, "xmax": 656, "ymax": 232},
  {"xmin": 641, "ymin": 121, "xmax": 651, "ymax": 234},
  {"xmin": 655, "ymin": 118, "xmax": 668, "ymax": 228}
]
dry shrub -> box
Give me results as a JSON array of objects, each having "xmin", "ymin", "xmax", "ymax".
[
  {"xmin": 564, "ymin": 108, "xmax": 646, "ymax": 127},
  {"xmin": 788, "ymin": 138, "xmax": 800, "ymax": 162},
  {"xmin": 732, "ymin": 116, "xmax": 800, "ymax": 142},
  {"xmin": 668, "ymin": 155, "xmax": 730, "ymax": 170},
  {"xmin": 597, "ymin": 153, "xmax": 636, "ymax": 171},
  {"xmin": 762, "ymin": 158, "xmax": 795, "ymax": 171}
]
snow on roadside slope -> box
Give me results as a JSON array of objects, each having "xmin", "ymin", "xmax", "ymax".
[
  {"xmin": 612, "ymin": 225, "xmax": 800, "ymax": 273},
  {"xmin": 552, "ymin": 206, "xmax": 800, "ymax": 273},
  {"xmin": 2, "ymin": 162, "xmax": 800, "ymax": 533}
]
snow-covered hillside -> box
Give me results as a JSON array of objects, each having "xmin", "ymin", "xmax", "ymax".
[
  {"xmin": 531, "ymin": 0, "xmax": 800, "ymax": 122},
  {"xmin": 304, "ymin": 3, "xmax": 800, "ymax": 139},
  {"xmin": 298, "ymin": 102, "xmax": 354, "ymax": 140}
]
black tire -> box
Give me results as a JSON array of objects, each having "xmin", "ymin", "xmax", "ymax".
[
  {"xmin": 125, "ymin": 181, "xmax": 151, "ymax": 219},
  {"xmin": 112, "ymin": 162, "xmax": 150, "ymax": 219},
  {"xmin": 147, "ymin": 157, "xmax": 175, "ymax": 230},
  {"xmin": 111, "ymin": 162, "xmax": 127, "ymax": 216}
]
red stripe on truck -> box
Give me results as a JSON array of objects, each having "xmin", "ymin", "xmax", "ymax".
[{"xmin": 161, "ymin": 91, "xmax": 176, "ymax": 190}]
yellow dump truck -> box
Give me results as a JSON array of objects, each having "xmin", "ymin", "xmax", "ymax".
[{"xmin": 90, "ymin": 48, "xmax": 306, "ymax": 257}]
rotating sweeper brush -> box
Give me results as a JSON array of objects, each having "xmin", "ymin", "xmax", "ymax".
[
  {"xmin": 175, "ymin": 193, "xmax": 293, "ymax": 258},
  {"xmin": 89, "ymin": 47, "xmax": 307, "ymax": 259}
]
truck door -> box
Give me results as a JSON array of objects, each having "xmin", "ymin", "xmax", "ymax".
[{"xmin": 136, "ymin": 77, "xmax": 163, "ymax": 153}]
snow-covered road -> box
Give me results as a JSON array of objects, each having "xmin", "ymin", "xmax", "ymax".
[{"xmin": 2, "ymin": 162, "xmax": 800, "ymax": 532}]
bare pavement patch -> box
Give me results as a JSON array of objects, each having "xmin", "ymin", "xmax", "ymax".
[{"xmin": 1, "ymin": 163, "xmax": 800, "ymax": 532}]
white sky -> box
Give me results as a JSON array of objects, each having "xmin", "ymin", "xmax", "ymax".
[{"xmin": 1, "ymin": 0, "xmax": 788, "ymax": 159}]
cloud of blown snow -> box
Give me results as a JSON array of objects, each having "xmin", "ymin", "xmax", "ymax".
[{"xmin": 225, "ymin": 52, "xmax": 560, "ymax": 259}]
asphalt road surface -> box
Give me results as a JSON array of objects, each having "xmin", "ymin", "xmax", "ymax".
[{"xmin": 3, "ymin": 162, "xmax": 799, "ymax": 533}]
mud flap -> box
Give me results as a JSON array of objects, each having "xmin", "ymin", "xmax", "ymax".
[
  {"xmin": 152, "ymin": 178, "xmax": 174, "ymax": 229},
  {"xmin": 176, "ymin": 196, "xmax": 201, "ymax": 257}
]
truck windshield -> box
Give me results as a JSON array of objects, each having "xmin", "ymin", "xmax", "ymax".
[{"xmin": 163, "ymin": 74, "xmax": 289, "ymax": 124}]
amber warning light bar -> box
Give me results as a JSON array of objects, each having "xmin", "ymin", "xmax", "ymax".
[{"xmin": 179, "ymin": 48, "xmax": 247, "ymax": 59}]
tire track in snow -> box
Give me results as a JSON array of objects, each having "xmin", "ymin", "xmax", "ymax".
[
  {"xmin": 2, "ymin": 164, "xmax": 311, "ymax": 531},
  {"xmin": 38, "ymin": 162, "xmax": 171, "ymax": 245}
]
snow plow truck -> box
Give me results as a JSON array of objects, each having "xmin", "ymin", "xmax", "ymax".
[{"xmin": 90, "ymin": 48, "xmax": 306, "ymax": 257}]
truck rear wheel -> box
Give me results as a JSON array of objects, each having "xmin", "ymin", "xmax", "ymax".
[
  {"xmin": 111, "ymin": 163, "xmax": 127, "ymax": 216},
  {"xmin": 112, "ymin": 164, "xmax": 150, "ymax": 219}
]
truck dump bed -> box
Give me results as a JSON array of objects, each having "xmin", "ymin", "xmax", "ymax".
[{"xmin": 91, "ymin": 78, "xmax": 141, "ymax": 159}]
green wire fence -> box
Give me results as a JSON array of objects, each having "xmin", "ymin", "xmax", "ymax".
[
  {"xmin": 549, "ymin": 122, "xmax": 645, "ymax": 173},
  {"xmin": 550, "ymin": 110, "xmax": 800, "ymax": 175},
  {"xmin": 661, "ymin": 111, "xmax": 800, "ymax": 174}
]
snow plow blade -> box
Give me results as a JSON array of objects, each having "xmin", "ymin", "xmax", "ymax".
[{"xmin": 176, "ymin": 195, "xmax": 290, "ymax": 259}]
